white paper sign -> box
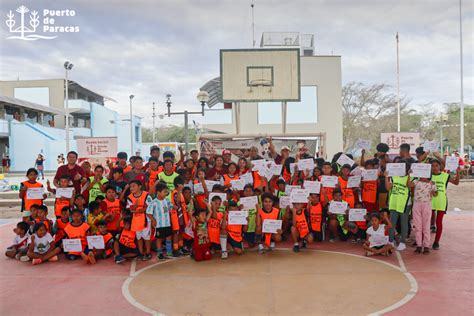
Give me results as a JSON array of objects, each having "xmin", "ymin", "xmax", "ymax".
[
  {"xmin": 240, "ymin": 196, "xmax": 259, "ymax": 210},
  {"xmin": 205, "ymin": 180, "xmax": 220, "ymax": 191},
  {"xmin": 355, "ymin": 139, "xmax": 372, "ymax": 151},
  {"xmin": 445, "ymin": 156, "xmax": 459, "ymax": 171},
  {"xmin": 336, "ymin": 154, "xmax": 355, "ymax": 167},
  {"xmin": 263, "ymin": 167, "xmax": 274, "ymax": 180},
  {"xmin": 285, "ymin": 185, "xmax": 301, "ymax": 195},
  {"xmin": 63, "ymin": 239, "xmax": 83, "ymax": 252},
  {"xmin": 423, "ymin": 141, "xmax": 440, "ymax": 153},
  {"xmin": 297, "ymin": 159, "xmax": 315, "ymax": 171},
  {"xmin": 369, "ymin": 235, "xmax": 389, "ymax": 248},
  {"xmin": 386, "ymin": 163, "xmax": 406, "ymax": 177},
  {"xmin": 303, "ymin": 180, "xmax": 321, "ymax": 194},
  {"xmin": 240, "ymin": 172, "xmax": 254, "ymax": 185},
  {"xmin": 262, "ymin": 219, "xmax": 282, "ymax": 234},
  {"xmin": 26, "ymin": 188, "xmax": 45, "ymax": 199},
  {"xmin": 86, "ymin": 235, "xmax": 105, "ymax": 249},
  {"xmin": 410, "ymin": 163, "xmax": 432, "ymax": 178},
  {"xmin": 328, "ymin": 201, "xmax": 348, "ymax": 215},
  {"xmin": 349, "ymin": 208, "xmax": 367, "ymax": 221},
  {"xmin": 194, "ymin": 182, "xmax": 205, "ymax": 194},
  {"xmin": 56, "ymin": 187, "xmax": 74, "ymax": 199},
  {"xmin": 347, "ymin": 176, "xmax": 361, "ymax": 188},
  {"xmin": 321, "ymin": 176, "xmax": 338, "ymax": 188},
  {"xmin": 290, "ymin": 188, "xmax": 310, "ymax": 203},
  {"xmin": 231, "ymin": 179, "xmax": 245, "ymax": 191},
  {"xmin": 228, "ymin": 211, "xmax": 248, "ymax": 225},
  {"xmin": 184, "ymin": 220, "xmax": 194, "ymax": 238},
  {"xmin": 209, "ymin": 192, "xmax": 227, "ymax": 203},
  {"xmin": 362, "ymin": 169, "xmax": 378, "ymax": 181},
  {"xmin": 271, "ymin": 164, "xmax": 283, "ymax": 176},
  {"xmin": 279, "ymin": 196, "xmax": 293, "ymax": 209},
  {"xmin": 289, "ymin": 163, "xmax": 297, "ymax": 175},
  {"xmin": 251, "ymin": 159, "xmax": 267, "ymax": 171}
]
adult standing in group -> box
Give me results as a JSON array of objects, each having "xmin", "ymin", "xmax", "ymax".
[
  {"xmin": 268, "ymin": 137, "xmax": 290, "ymax": 165},
  {"xmin": 143, "ymin": 146, "xmax": 161, "ymax": 171},
  {"xmin": 34, "ymin": 154, "xmax": 45, "ymax": 180},
  {"xmin": 222, "ymin": 149, "xmax": 232, "ymax": 168},
  {"xmin": 54, "ymin": 151, "xmax": 85, "ymax": 193}
]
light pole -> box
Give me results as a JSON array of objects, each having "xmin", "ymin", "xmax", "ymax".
[
  {"xmin": 164, "ymin": 91, "xmax": 209, "ymax": 153},
  {"xmin": 436, "ymin": 115, "xmax": 448, "ymax": 152},
  {"xmin": 396, "ymin": 32, "xmax": 401, "ymax": 132},
  {"xmin": 459, "ymin": 0, "xmax": 465, "ymax": 155},
  {"xmin": 64, "ymin": 61, "xmax": 73, "ymax": 152},
  {"xmin": 152, "ymin": 101, "xmax": 157, "ymax": 143},
  {"xmin": 129, "ymin": 95, "xmax": 134, "ymax": 156}
]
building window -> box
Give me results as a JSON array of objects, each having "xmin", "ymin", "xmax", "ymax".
[
  {"xmin": 135, "ymin": 126, "xmax": 140, "ymax": 142},
  {"xmin": 287, "ymin": 86, "xmax": 318, "ymax": 124},
  {"xmin": 24, "ymin": 110, "xmax": 38, "ymax": 123},
  {"xmin": 257, "ymin": 102, "xmax": 282, "ymax": 124},
  {"xmin": 14, "ymin": 87, "xmax": 50, "ymax": 107}
]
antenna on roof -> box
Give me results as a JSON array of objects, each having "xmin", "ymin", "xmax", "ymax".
[{"xmin": 251, "ymin": 1, "xmax": 255, "ymax": 48}]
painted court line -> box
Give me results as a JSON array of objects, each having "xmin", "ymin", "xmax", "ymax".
[{"xmin": 121, "ymin": 249, "xmax": 418, "ymax": 316}]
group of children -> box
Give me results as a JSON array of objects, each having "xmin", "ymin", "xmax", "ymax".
[{"xmin": 6, "ymin": 141, "xmax": 460, "ymax": 264}]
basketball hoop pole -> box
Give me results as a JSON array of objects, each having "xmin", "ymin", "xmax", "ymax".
[{"xmin": 282, "ymin": 101, "xmax": 287, "ymax": 134}]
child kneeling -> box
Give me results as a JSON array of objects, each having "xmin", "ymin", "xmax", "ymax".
[{"xmin": 114, "ymin": 216, "xmax": 139, "ymax": 264}]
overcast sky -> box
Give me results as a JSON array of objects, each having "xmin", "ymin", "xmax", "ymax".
[{"xmin": 0, "ymin": 0, "xmax": 472, "ymax": 127}]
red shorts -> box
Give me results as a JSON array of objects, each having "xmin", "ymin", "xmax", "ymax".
[
  {"xmin": 363, "ymin": 201, "xmax": 379, "ymax": 213},
  {"xmin": 193, "ymin": 243, "xmax": 211, "ymax": 261}
]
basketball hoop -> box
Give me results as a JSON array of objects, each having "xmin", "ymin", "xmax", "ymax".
[{"xmin": 249, "ymin": 79, "xmax": 272, "ymax": 92}]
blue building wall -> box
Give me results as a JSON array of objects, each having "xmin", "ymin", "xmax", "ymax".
[{"xmin": 90, "ymin": 102, "xmax": 118, "ymax": 137}]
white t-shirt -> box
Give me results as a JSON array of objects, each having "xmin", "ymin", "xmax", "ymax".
[
  {"xmin": 28, "ymin": 233, "xmax": 54, "ymax": 254},
  {"xmin": 13, "ymin": 233, "xmax": 30, "ymax": 251},
  {"xmin": 366, "ymin": 224, "xmax": 386, "ymax": 237}
]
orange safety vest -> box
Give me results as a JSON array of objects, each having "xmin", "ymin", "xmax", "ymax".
[
  {"xmin": 97, "ymin": 231, "xmax": 114, "ymax": 256},
  {"xmin": 226, "ymin": 212, "xmax": 243, "ymax": 242},
  {"xmin": 104, "ymin": 198, "xmax": 122, "ymax": 231},
  {"xmin": 54, "ymin": 218, "xmax": 69, "ymax": 243},
  {"xmin": 147, "ymin": 169, "xmax": 161, "ymax": 190},
  {"xmin": 170, "ymin": 189, "xmax": 189, "ymax": 231},
  {"xmin": 362, "ymin": 180, "xmax": 377, "ymax": 204},
  {"xmin": 260, "ymin": 207, "xmax": 280, "ymax": 246},
  {"xmin": 223, "ymin": 174, "xmax": 240, "ymax": 187},
  {"xmin": 339, "ymin": 177, "xmax": 355, "ymax": 208},
  {"xmin": 294, "ymin": 210, "xmax": 310, "ymax": 238},
  {"xmin": 22, "ymin": 181, "xmax": 43, "ymax": 211},
  {"xmin": 127, "ymin": 192, "xmax": 148, "ymax": 232},
  {"xmin": 54, "ymin": 197, "xmax": 71, "ymax": 217},
  {"xmin": 207, "ymin": 212, "xmax": 223, "ymax": 244},
  {"xmin": 64, "ymin": 222, "xmax": 90, "ymax": 255},
  {"xmin": 118, "ymin": 229, "xmax": 137, "ymax": 248},
  {"xmin": 252, "ymin": 171, "xmax": 265, "ymax": 189},
  {"xmin": 309, "ymin": 203, "xmax": 323, "ymax": 232},
  {"xmin": 282, "ymin": 168, "xmax": 292, "ymax": 183}
]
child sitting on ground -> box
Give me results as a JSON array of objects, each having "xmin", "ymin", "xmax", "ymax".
[
  {"xmin": 53, "ymin": 206, "xmax": 70, "ymax": 244},
  {"xmin": 363, "ymin": 212, "xmax": 393, "ymax": 256},
  {"xmin": 64, "ymin": 209, "xmax": 91, "ymax": 261},
  {"xmin": 5, "ymin": 221, "xmax": 30, "ymax": 261},
  {"xmin": 114, "ymin": 215, "xmax": 139, "ymax": 264},
  {"xmin": 27, "ymin": 222, "xmax": 61, "ymax": 265},
  {"xmin": 85, "ymin": 220, "xmax": 114, "ymax": 264},
  {"xmin": 87, "ymin": 201, "xmax": 112, "ymax": 234}
]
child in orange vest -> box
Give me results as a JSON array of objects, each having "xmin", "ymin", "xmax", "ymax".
[
  {"xmin": 53, "ymin": 206, "xmax": 70, "ymax": 244},
  {"xmin": 101, "ymin": 185, "xmax": 122, "ymax": 236},
  {"xmin": 114, "ymin": 215, "xmax": 139, "ymax": 264},
  {"xmin": 226, "ymin": 200, "xmax": 245, "ymax": 256},
  {"xmin": 47, "ymin": 176, "xmax": 75, "ymax": 219},
  {"xmin": 307, "ymin": 193, "xmax": 323, "ymax": 241},
  {"xmin": 64, "ymin": 209, "xmax": 90, "ymax": 261},
  {"xmin": 86, "ymin": 220, "xmax": 114, "ymax": 264},
  {"xmin": 256, "ymin": 193, "xmax": 282, "ymax": 254},
  {"xmin": 127, "ymin": 180, "xmax": 152, "ymax": 260},
  {"xmin": 207, "ymin": 195, "xmax": 226, "ymax": 258},
  {"xmin": 291, "ymin": 202, "xmax": 313, "ymax": 252},
  {"xmin": 35, "ymin": 205, "xmax": 53, "ymax": 233},
  {"xmin": 170, "ymin": 176, "xmax": 191, "ymax": 257},
  {"xmin": 19, "ymin": 168, "xmax": 47, "ymax": 213}
]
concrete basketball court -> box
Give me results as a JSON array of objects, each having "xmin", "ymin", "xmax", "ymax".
[{"xmin": 1, "ymin": 211, "xmax": 473, "ymax": 316}]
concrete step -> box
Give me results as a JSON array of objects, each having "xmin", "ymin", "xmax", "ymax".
[
  {"xmin": 0, "ymin": 198, "xmax": 55, "ymax": 208},
  {"xmin": 0, "ymin": 191, "xmax": 54, "ymax": 199}
]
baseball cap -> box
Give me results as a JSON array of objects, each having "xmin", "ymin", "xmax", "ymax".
[
  {"xmin": 281, "ymin": 146, "xmax": 290, "ymax": 151},
  {"xmin": 222, "ymin": 149, "xmax": 231, "ymax": 155},
  {"xmin": 150, "ymin": 145, "xmax": 160, "ymax": 153}
]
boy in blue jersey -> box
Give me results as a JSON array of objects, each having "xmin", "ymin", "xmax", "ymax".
[{"xmin": 147, "ymin": 182, "xmax": 173, "ymax": 259}]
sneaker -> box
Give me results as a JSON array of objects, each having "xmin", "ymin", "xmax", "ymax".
[
  {"xmin": 396, "ymin": 242, "xmax": 406, "ymax": 251},
  {"xmin": 269, "ymin": 242, "xmax": 275, "ymax": 250},
  {"xmin": 293, "ymin": 245, "xmax": 300, "ymax": 253},
  {"xmin": 20, "ymin": 255, "xmax": 30, "ymax": 262},
  {"xmin": 115, "ymin": 255, "xmax": 126, "ymax": 264},
  {"xmin": 181, "ymin": 247, "xmax": 191, "ymax": 255},
  {"xmin": 221, "ymin": 251, "xmax": 228, "ymax": 259},
  {"xmin": 430, "ymin": 225, "xmax": 437, "ymax": 233},
  {"xmin": 366, "ymin": 251, "xmax": 374, "ymax": 257},
  {"xmin": 432, "ymin": 242, "xmax": 440, "ymax": 250},
  {"xmin": 258, "ymin": 244, "xmax": 265, "ymax": 254},
  {"xmin": 164, "ymin": 253, "xmax": 175, "ymax": 259},
  {"xmin": 137, "ymin": 254, "xmax": 144, "ymax": 261},
  {"xmin": 48, "ymin": 255, "xmax": 59, "ymax": 262},
  {"xmin": 15, "ymin": 253, "xmax": 21, "ymax": 260},
  {"xmin": 423, "ymin": 248, "xmax": 430, "ymax": 255},
  {"xmin": 157, "ymin": 253, "xmax": 165, "ymax": 260},
  {"xmin": 142, "ymin": 254, "xmax": 152, "ymax": 261},
  {"xmin": 329, "ymin": 238, "xmax": 335, "ymax": 243},
  {"xmin": 356, "ymin": 238, "xmax": 363, "ymax": 243},
  {"xmin": 350, "ymin": 238, "xmax": 357, "ymax": 243},
  {"xmin": 32, "ymin": 258, "xmax": 42, "ymax": 265},
  {"xmin": 301, "ymin": 240, "xmax": 307, "ymax": 249},
  {"xmin": 414, "ymin": 247, "xmax": 422, "ymax": 254},
  {"xmin": 172, "ymin": 250, "xmax": 182, "ymax": 257}
]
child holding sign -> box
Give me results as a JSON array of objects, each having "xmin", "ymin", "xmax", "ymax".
[
  {"xmin": 64, "ymin": 209, "xmax": 90, "ymax": 261},
  {"xmin": 19, "ymin": 168, "xmax": 47, "ymax": 213},
  {"xmin": 226, "ymin": 200, "xmax": 245, "ymax": 255},
  {"xmin": 47, "ymin": 176, "xmax": 74, "ymax": 218},
  {"xmin": 85, "ymin": 220, "xmax": 114, "ymax": 264},
  {"xmin": 291, "ymin": 202, "xmax": 313, "ymax": 252},
  {"xmin": 256, "ymin": 193, "xmax": 282, "ymax": 254},
  {"xmin": 409, "ymin": 177, "xmax": 437, "ymax": 254},
  {"xmin": 363, "ymin": 213, "xmax": 393, "ymax": 257}
]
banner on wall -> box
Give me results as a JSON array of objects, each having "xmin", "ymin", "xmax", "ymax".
[
  {"xmin": 380, "ymin": 132, "xmax": 420, "ymax": 154},
  {"xmin": 199, "ymin": 137, "xmax": 320, "ymax": 160},
  {"xmin": 77, "ymin": 137, "xmax": 118, "ymax": 158}
]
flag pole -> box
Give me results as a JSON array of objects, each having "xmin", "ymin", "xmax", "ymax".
[
  {"xmin": 396, "ymin": 32, "xmax": 401, "ymax": 132},
  {"xmin": 459, "ymin": 0, "xmax": 465, "ymax": 155}
]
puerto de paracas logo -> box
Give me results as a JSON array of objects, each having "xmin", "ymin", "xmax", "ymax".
[{"xmin": 5, "ymin": 5, "xmax": 79, "ymax": 40}]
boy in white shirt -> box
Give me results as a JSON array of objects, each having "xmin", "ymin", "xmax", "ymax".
[
  {"xmin": 5, "ymin": 222, "xmax": 30, "ymax": 261},
  {"xmin": 147, "ymin": 182, "xmax": 173, "ymax": 259}
]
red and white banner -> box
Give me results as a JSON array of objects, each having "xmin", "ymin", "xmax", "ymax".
[
  {"xmin": 77, "ymin": 137, "xmax": 118, "ymax": 158},
  {"xmin": 380, "ymin": 132, "xmax": 420, "ymax": 154}
]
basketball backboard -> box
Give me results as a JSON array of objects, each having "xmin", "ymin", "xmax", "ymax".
[{"xmin": 220, "ymin": 48, "xmax": 300, "ymax": 102}]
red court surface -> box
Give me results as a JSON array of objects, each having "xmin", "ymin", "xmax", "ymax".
[{"xmin": 1, "ymin": 211, "xmax": 473, "ymax": 316}]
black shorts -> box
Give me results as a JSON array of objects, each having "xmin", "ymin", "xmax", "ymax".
[
  {"xmin": 311, "ymin": 231, "xmax": 323, "ymax": 241},
  {"xmin": 155, "ymin": 226, "xmax": 173, "ymax": 239},
  {"xmin": 119, "ymin": 244, "xmax": 139, "ymax": 255},
  {"xmin": 228, "ymin": 236, "xmax": 243, "ymax": 249},
  {"xmin": 210, "ymin": 242, "xmax": 221, "ymax": 251},
  {"xmin": 243, "ymin": 232, "xmax": 256, "ymax": 244}
]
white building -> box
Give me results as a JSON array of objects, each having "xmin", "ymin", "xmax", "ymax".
[{"xmin": 200, "ymin": 32, "xmax": 342, "ymax": 158}]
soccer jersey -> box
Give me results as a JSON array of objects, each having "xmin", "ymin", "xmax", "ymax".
[{"xmin": 147, "ymin": 198, "xmax": 172, "ymax": 228}]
